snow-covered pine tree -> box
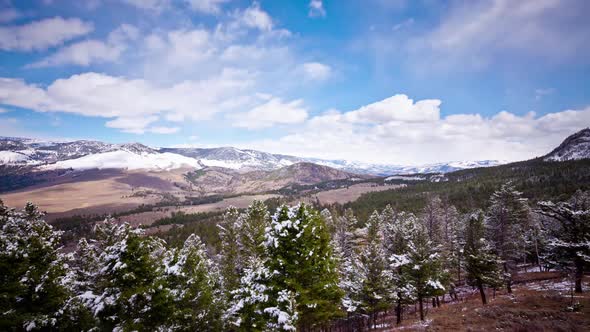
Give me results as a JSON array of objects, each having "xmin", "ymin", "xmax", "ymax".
[
  {"xmin": 537, "ymin": 190, "xmax": 590, "ymax": 293},
  {"xmin": 331, "ymin": 208, "xmax": 359, "ymax": 315},
  {"xmin": 165, "ymin": 234, "xmax": 224, "ymax": 330},
  {"xmin": 226, "ymin": 256, "xmax": 272, "ymax": 330},
  {"xmin": 320, "ymin": 208, "xmax": 335, "ymax": 235},
  {"xmin": 357, "ymin": 211, "xmax": 393, "ymax": 329},
  {"xmin": 218, "ymin": 206, "xmax": 243, "ymax": 295},
  {"xmin": 441, "ymin": 203, "xmax": 463, "ymax": 283},
  {"xmin": 239, "ymin": 200, "xmax": 270, "ymax": 263},
  {"xmin": 422, "ymin": 195, "xmax": 444, "ymax": 246},
  {"xmin": 464, "ymin": 211, "xmax": 503, "ymax": 304},
  {"xmin": 0, "ymin": 201, "xmax": 69, "ymax": 331},
  {"xmin": 264, "ymin": 204, "xmax": 343, "ymax": 330},
  {"xmin": 384, "ymin": 211, "xmax": 419, "ymax": 325},
  {"xmin": 80, "ymin": 221, "xmax": 174, "ymax": 331},
  {"xmin": 485, "ymin": 183, "xmax": 530, "ymax": 293},
  {"xmin": 405, "ymin": 223, "xmax": 445, "ymax": 321}
]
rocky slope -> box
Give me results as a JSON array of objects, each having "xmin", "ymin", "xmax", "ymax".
[{"xmin": 544, "ymin": 128, "xmax": 590, "ymax": 161}]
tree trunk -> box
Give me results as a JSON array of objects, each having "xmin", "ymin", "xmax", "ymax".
[
  {"xmin": 436, "ymin": 296, "xmax": 440, "ymax": 308},
  {"xmin": 419, "ymin": 296, "xmax": 424, "ymax": 321},
  {"xmin": 396, "ymin": 297, "xmax": 402, "ymax": 325},
  {"xmin": 504, "ymin": 263, "xmax": 512, "ymax": 293},
  {"xmin": 432, "ymin": 297, "xmax": 436, "ymax": 308},
  {"xmin": 477, "ymin": 280, "xmax": 487, "ymax": 305},
  {"xmin": 575, "ymin": 260, "xmax": 584, "ymax": 293}
]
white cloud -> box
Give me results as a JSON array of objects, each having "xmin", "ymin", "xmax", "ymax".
[
  {"xmin": 0, "ymin": 8, "xmax": 21, "ymax": 23},
  {"xmin": 308, "ymin": 0, "xmax": 326, "ymax": 18},
  {"xmin": 344, "ymin": 94, "xmax": 440, "ymax": 123},
  {"xmin": 231, "ymin": 97, "xmax": 308, "ymax": 129},
  {"xmin": 144, "ymin": 28, "xmax": 214, "ymax": 68},
  {"xmin": 29, "ymin": 24, "xmax": 139, "ymax": 67},
  {"xmin": 232, "ymin": 2, "xmax": 273, "ymax": 31},
  {"xmin": 0, "ymin": 70, "xmax": 253, "ymax": 134},
  {"xmin": 0, "ymin": 17, "xmax": 93, "ymax": 51},
  {"xmin": 237, "ymin": 94, "xmax": 590, "ymax": 164},
  {"xmin": 412, "ymin": 0, "xmax": 590, "ymax": 68},
  {"xmin": 185, "ymin": 0, "xmax": 230, "ymax": 14},
  {"xmin": 301, "ymin": 62, "xmax": 332, "ymax": 81}
]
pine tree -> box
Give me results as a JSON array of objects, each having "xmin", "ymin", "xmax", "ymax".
[
  {"xmin": 165, "ymin": 234, "xmax": 224, "ymax": 330},
  {"xmin": 79, "ymin": 221, "xmax": 175, "ymax": 331},
  {"xmin": 240, "ymin": 200, "xmax": 270, "ymax": 263},
  {"xmin": 441, "ymin": 203, "xmax": 463, "ymax": 283},
  {"xmin": 405, "ymin": 224, "xmax": 445, "ymax": 321},
  {"xmin": 0, "ymin": 201, "xmax": 69, "ymax": 331},
  {"xmin": 218, "ymin": 206, "xmax": 243, "ymax": 295},
  {"xmin": 422, "ymin": 195, "xmax": 444, "ymax": 246},
  {"xmin": 331, "ymin": 208, "xmax": 359, "ymax": 315},
  {"xmin": 485, "ymin": 183, "xmax": 530, "ymax": 293},
  {"xmin": 264, "ymin": 204, "xmax": 343, "ymax": 330},
  {"xmin": 384, "ymin": 211, "xmax": 418, "ymax": 325},
  {"xmin": 357, "ymin": 211, "xmax": 392, "ymax": 328},
  {"xmin": 537, "ymin": 190, "xmax": 590, "ymax": 293},
  {"xmin": 226, "ymin": 256, "xmax": 271, "ymax": 331},
  {"xmin": 464, "ymin": 211, "xmax": 503, "ymax": 304}
]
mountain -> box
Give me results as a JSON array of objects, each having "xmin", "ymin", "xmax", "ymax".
[
  {"xmin": 163, "ymin": 147, "xmax": 504, "ymax": 175},
  {"xmin": 0, "ymin": 136, "xmax": 506, "ymax": 175},
  {"xmin": 160, "ymin": 147, "xmax": 298, "ymax": 171},
  {"xmin": 544, "ymin": 128, "xmax": 590, "ymax": 161}
]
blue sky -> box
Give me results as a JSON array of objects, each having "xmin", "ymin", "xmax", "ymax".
[{"xmin": 0, "ymin": 0, "xmax": 589, "ymax": 164}]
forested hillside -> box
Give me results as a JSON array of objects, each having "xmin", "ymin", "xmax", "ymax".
[
  {"xmin": 2, "ymin": 182, "xmax": 588, "ymax": 331},
  {"xmin": 345, "ymin": 158, "xmax": 590, "ymax": 221}
]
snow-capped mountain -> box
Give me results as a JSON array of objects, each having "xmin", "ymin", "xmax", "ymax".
[
  {"xmin": 544, "ymin": 128, "xmax": 590, "ymax": 162},
  {"xmin": 0, "ymin": 137, "xmax": 199, "ymax": 171},
  {"xmin": 160, "ymin": 147, "xmax": 299, "ymax": 171},
  {"xmin": 0, "ymin": 136, "xmax": 507, "ymax": 175}
]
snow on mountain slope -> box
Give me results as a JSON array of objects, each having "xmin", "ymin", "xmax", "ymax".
[
  {"xmin": 544, "ymin": 128, "xmax": 590, "ymax": 161},
  {"xmin": 42, "ymin": 151, "xmax": 203, "ymax": 171},
  {"xmin": 0, "ymin": 151, "xmax": 32, "ymax": 164}
]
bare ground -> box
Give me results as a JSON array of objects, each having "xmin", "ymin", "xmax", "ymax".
[
  {"xmin": 369, "ymin": 274, "xmax": 590, "ymax": 331},
  {"xmin": 297, "ymin": 183, "xmax": 405, "ymax": 205}
]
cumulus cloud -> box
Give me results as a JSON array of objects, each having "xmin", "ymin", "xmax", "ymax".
[
  {"xmin": 29, "ymin": 24, "xmax": 139, "ymax": 67},
  {"xmin": 230, "ymin": 97, "xmax": 308, "ymax": 129},
  {"xmin": 231, "ymin": 2, "xmax": 273, "ymax": 31},
  {"xmin": 0, "ymin": 70, "xmax": 253, "ymax": 134},
  {"xmin": 237, "ymin": 94, "xmax": 590, "ymax": 164},
  {"xmin": 301, "ymin": 62, "xmax": 332, "ymax": 81},
  {"xmin": 0, "ymin": 17, "xmax": 93, "ymax": 51},
  {"xmin": 308, "ymin": 0, "xmax": 326, "ymax": 18}
]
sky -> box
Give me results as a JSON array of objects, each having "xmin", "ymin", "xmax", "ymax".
[{"xmin": 0, "ymin": 0, "xmax": 589, "ymax": 165}]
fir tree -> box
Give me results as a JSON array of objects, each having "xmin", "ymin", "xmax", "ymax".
[
  {"xmin": 218, "ymin": 206, "xmax": 243, "ymax": 295},
  {"xmin": 264, "ymin": 204, "xmax": 343, "ymax": 330},
  {"xmin": 165, "ymin": 234, "xmax": 224, "ymax": 330},
  {"xmin": 80, "ymin": 221, "xmax": 174, "ymax": 331},
  {"xmin": 384, "ymin": 212, "xmax": 418, "ymax": 325},
  {"xmin": 405, "ymin": 224, "xmax": 445, "ymax": 321},
  {"xmin": 485, "ymin": 183, "xmax": 530, "ymax": 293},
  {"xmin": 464, "ymin": 211, "xmax": 503, "ymax": 304},
  {"xmin": 240, "ymin": 200, "xmax": 270, "ymax": 263},
  {"xmin": 0, "ymin": 201, "xmax": 69, "ymax": 331},
  {"xmin": 537, "ymin": 190, "xmax": 590, "ymax": 293},
  {"xmin": 357, "ymin": 211, "xmax": 392, "ymax": 329}
]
